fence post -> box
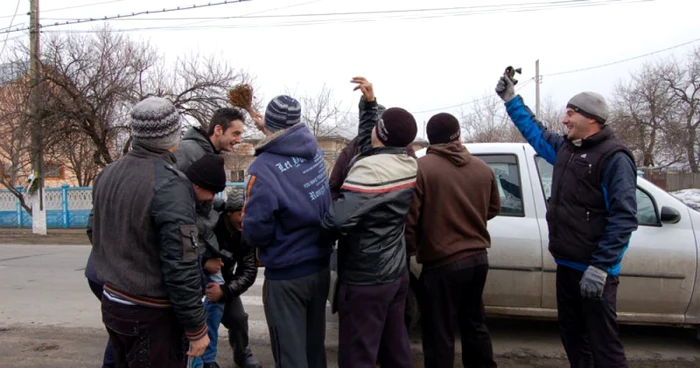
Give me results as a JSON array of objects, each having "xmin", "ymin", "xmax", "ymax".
[
  {"xmin": 61, "ymin": 184, "xmax": 69, "ymax": 229},
  {"xmin": 15, "ymin": 186, "xmax": 23, "ymax": 228}
]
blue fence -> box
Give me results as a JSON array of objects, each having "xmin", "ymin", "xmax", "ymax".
[{"xmin": 0, "ymin": 183, "xmax": 245, "ymax": 229}]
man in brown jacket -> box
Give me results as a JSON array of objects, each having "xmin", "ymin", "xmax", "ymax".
[{"xmin": 405, "ymin": 112, "xmax": 500, "ymax": 368}]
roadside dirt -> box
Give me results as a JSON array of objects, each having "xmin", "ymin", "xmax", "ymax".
[
  {"xmin": 0, "ymin": 325, "xmax": 698, "ymax": 368},
  {"xmin": 0, "ymin": 229, "xmax": 90, "ymax": 245}
]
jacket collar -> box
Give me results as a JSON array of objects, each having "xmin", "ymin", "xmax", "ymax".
[{"xmin": 130, "ymin": 141, "xmax": 176, "ymax": 164}]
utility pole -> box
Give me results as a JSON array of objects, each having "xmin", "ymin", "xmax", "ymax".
[
  {"xmin": 535, "ymin": 59, "xmax": 541, "ymax": 119},
  {"xmin": 29, "ymin": 0, "xmax": 46, "ymax": 235}
]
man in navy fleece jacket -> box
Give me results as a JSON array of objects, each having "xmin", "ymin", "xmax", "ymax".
[{"xmin": 242, "ymin": 95, "xmax": 331, "ymax": 368}]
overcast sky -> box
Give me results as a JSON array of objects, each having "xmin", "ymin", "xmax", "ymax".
[{"xmin": 1, "ymin": 0, "xmax": 699, "ymax": 139}]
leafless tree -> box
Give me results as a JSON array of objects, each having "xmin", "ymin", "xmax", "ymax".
[
  {"xmin": 0, "ymin": 76, "xmax": 32, "ymax": 212},
  {"xmin": 610, "ymin": 61, "xmax": 681, "ymax": 168},
  {"xmin": 148, "ymin": 53, "xmax": 256, "ymax": 131},
  {"xmin": 287, "ymin": 84, "xmax": 354, "ymax": 139},
  {"xmin": 38, "ymin": 26, "xmax": 257, "ymax": 167},
  {"xmin": 39, "ymin": 28, "xmax": 157, "ymax": 167},
  {"xmin": 459, "ymin": 93, "xmax": 523, "ymax": 143},
  {"xmin": 661, "ymin": 48, "xmax": 700, "ymax": 172}
]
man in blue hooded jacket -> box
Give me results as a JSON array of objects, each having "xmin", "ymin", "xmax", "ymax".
[
  {"xmin": 496, "ymin": 73, "xmax": 638, "ymax": 367},
  {"xmin": 242, "ymin": 95, "xmax": 332, "ymax": 368}
]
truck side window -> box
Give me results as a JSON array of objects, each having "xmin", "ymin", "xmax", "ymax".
[
  {"xmin": 474, "ymin": 154, "xmax": 524, "ymax": 217},
  {"xmin": 535, "ymin": 156, "xmax": 553, "ymax": 202},
  {"xmin": 636, "ymin": 188, "xmax": 660, "ymax": 226}
]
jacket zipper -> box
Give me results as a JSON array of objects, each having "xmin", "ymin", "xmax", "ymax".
[{"xmin": 586, "ymin": 210, "xmax": 590, "ymax": 222}]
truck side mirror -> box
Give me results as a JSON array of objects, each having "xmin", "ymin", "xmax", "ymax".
[{"xmin": 660, "ymin": 206, "xmax": 681, "ymax": 224}]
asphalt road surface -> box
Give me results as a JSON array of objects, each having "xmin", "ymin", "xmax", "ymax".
[{"xmin": 1, "ymin": 241, "xmax": 699, "ymax": 367}]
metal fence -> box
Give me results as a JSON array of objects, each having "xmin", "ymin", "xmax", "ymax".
[{"xmin": 0, "ymin": 183, "xmax": 245, "ymax": 229}]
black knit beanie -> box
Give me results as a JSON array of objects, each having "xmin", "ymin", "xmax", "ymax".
[
  {"xmin": 426, "ymin": 112, "xmax": 461, "ymax": 144},
  {"xmin": 376, "ymin": 107, "xmax": 417, "ymax": 148},
  {"xmin": 185, "ymin": 153, "xmax": 227, "ymax": 193}
]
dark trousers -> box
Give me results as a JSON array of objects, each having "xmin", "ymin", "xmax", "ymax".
[
  {"xmin": 101, "ymin": 297, "xmax": 188, "ymax": 368},
  {"xmin": 419, "ymin": 258, "xmax": 496, "ymax": 368},
  {"xmin": 337, "ymin": 271, "xmax": 412, "ymax": 368},
  {"xmin": 263, "ymin": 268, "xmax": 330, "ymax": 368},
  {"xmin": 221, "ymin": 294, "xmax": 254, "ymax": 363},
  {"xmin": 87, "ymin": 279, "xmax": 116, "ymax": 368},
  {"xmin": 556, "ymin": 265, "xmax": 627, "ymax": 368}
]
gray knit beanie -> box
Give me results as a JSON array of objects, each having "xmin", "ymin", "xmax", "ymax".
[
  {"xmin": 225, "ymin": 187, "xmax": 245, "ymax": 213},
  {"xmin": 130, "ymin": 97, "xmax": 182, "ymax": 150},
  {"xmin": 567, "ymin": 92, "xmax": 609, "ymax": 124}
]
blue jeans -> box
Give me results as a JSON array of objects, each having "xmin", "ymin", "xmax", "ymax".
[{"xmin": 192, "ymin": 272, "xmax": 226, "ymax": 367}]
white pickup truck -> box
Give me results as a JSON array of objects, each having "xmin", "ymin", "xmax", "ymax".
[{"xmin": 330, "ymin": 142, "xmax": 700, "ymax": 335}]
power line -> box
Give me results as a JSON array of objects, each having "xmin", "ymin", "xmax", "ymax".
[
  {"xmin": 163, "ymin": 0, "xmax": 325, "ymax": 32},
  {"xmin": 413, "ymin": 35, "xmax": 700, "ymax": 114},
  {"xmin": 546, "ymin": 36, "xmax": 700, "ymax": 77},
  {"xmin": 0, "ymin": 0, "xmax": 21, "ymax": 58},
  {"xmin": 36, "ymin": 0, "xmax": 654, "ymax": 34},
  {"xmin": 37, "ymin": 0, "xmax": 646, "ymax": 21},
  {"xmin": 1, "ymin": 0, "xmax": 251, "ymax": 35},
  {"xmin": 412, "ymin": 79, "xmax": 535, "ymax": 115},
  {"xmin": 0, "ymin": 0, "xmax": 127, "ymax": 19}
]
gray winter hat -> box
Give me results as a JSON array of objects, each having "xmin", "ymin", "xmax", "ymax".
[
  {"xmin": 225, "ymin": 187, "xmax": 245, "ymax": 213},
  {"xmin": 130, "ymin": 97, "xmax": 182, "ymax": 150},
  {"xmin": 566, "ymin": 92, "xmax": 609, "ymax": 124}
]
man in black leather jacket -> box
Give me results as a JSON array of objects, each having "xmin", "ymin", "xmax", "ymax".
[
  {"xmin": 203, "ymin": 188, "xmax": 261, "ymax": 368},
  {"xmin": 322, "ymin": 77, "xmax": 418, "ymax": 368}
]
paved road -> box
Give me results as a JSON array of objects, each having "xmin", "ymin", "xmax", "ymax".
[{"xmin": 1, "ymin": 243, "xmax": 699, "ymax": 367}]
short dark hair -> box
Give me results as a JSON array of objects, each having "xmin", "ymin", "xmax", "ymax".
[{"xmin": 207, "ymin": 108, "xmax": 245, "ymax": 136}]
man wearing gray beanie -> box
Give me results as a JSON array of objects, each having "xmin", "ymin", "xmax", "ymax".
[
  {"xmin": 496, "ymin": 75, "xmax": 638, "ymax": 367},
  {"xmin": 86, "ymin": 96, "xmax": 210, "ymax": 366}
]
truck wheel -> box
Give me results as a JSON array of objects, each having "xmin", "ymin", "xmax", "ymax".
[{"xmin": 405, "ymin": 274, "xmax": 421, "ymax": 334}]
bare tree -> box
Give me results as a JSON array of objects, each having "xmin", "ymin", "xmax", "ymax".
[
  {"xmin": 287, "ymin": 84, "xmax": 353, "ymax": 138},
  {"xmin": 538, "ymin": 95, "xmax": 567, "ymax": 136},
  {"xmin": 661, "ymin": 48, "xmax": 700, "ymax": 172},
  {"xmin": 149, "ymin": 53, "xmax": 256, "ymax": 131},
  {"xmin": 39, "ymin": 28, "xmax": 157, "ymax": 167},
  {"xmin": 50, "ymin": 130, "xmax": 100, "ymax": 187},
  {"xmin": 0, "ymin": 75, "xmax": 32, "ymax": 212},
  {"xmin": 459, "ymin": 93, "xmax": 524, "ymax": 143},
  {"xmin": 610, "ymin": 61, "xmax": 680, "ymax": 168}
]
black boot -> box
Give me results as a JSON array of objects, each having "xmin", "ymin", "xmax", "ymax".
[{"xmin": 235, "ymin": 354, "xmax": 262, "ymax": 368}]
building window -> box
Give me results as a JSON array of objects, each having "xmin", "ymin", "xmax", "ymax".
[
  {"xmin": 44, "ymin": 162, "xmax": 64, "ymax": 179},
  {"xmin": 230, "ymin": 170, "xmax": 245, "ymax": 182}
]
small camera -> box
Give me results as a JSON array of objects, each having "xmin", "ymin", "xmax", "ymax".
[{"xmin": 504, "ymin": 66, "xmax": 522, "ymax": 85}]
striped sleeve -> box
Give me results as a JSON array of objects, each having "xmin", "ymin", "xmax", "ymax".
[{"xmin": 322, "ymin": 156, "xmax": 416, "ymax": 233}]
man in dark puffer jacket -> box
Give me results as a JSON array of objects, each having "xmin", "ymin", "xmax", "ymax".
[{"xmin": 322, "ymin": 77, "xmax": 417, "ymax": 368}]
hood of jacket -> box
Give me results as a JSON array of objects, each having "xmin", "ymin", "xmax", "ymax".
[
  {"xmin": 426, "ymin": 142, "xmax": 471, "ymax": 167},
  {"xmin": 182, "ymin": 127, "xmax": 218, "ymax": 154},
  {"xmin": 254, "ymin": 123, "xmax": 318, "ymax": 159}
]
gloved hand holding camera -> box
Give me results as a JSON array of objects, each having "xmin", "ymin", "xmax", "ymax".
[{"xmin": 495, "ymin": 73, "xmax": 516, "ymax": 103}]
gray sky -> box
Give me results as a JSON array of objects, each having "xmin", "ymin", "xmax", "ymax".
[{"xmin": 1, "ymin": 0, "xmax": 699, "ymax": 139}]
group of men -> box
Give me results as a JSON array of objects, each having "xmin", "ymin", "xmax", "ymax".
[{"xmin": 84, "ymin": 71, "xmax": 638, "ymax": 368}]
